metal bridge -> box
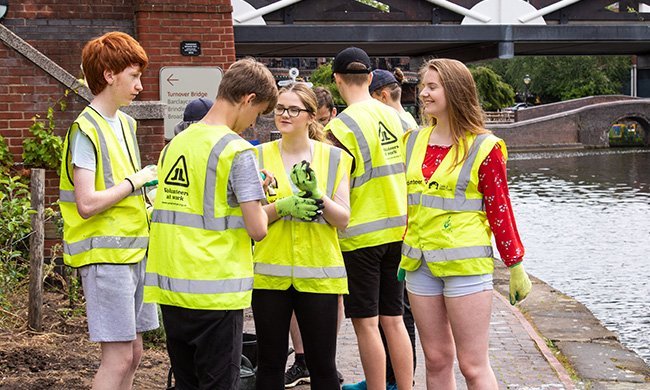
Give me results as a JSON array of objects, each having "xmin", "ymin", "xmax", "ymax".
[{"xmin": 232, "ymin": 0, "xmax": 650, "ymax": 61}]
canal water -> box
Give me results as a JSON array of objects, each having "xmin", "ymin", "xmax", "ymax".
[{"xmin": 506, "ymin": 148, "xmax": 650, "ymax": 365}]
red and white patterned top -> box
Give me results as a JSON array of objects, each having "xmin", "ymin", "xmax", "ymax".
[{"xmin": 421, "ymin": 143, "xmax": 524, "ymax": 267}]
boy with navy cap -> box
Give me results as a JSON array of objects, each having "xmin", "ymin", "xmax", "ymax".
[
  {"xmin": 174, "ymin": 97, "xmax": 214, "ymax": 135},
  {"xmin": 326, "ymin": 47, "xmax": 413, "ymax": 390}
]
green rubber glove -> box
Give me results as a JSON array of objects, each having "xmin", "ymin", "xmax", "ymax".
[
  {"xmin": 274, "ymin": 194, "xmax": 322, "ymax": 221},
  {"xmin": 508, "ymin": 263, "xmax": 532, "ymax": 305},
  {"xmin": 397, "ymin": 267, "xmax": 406, "ymax": 282},
  {"xmin": 290, "ymin": 160, "xmax": 323, "ymax": 199}
]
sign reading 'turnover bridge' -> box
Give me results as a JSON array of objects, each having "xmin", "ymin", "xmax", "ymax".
[{"xmin": 159, "ymin": 66, "xmax": 223, "ymax": 139}]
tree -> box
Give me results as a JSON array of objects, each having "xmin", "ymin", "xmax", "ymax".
[
  {"xmin": 475, "ymin": 56, "xmax": 631, "ymax": 104},
  {"xmin": 308, "ymin": 63, "xmax": 345, "ymax": 106},
  {"xmin": 469, "ymin": 66, "xmax": 515, "ymax": 111}
]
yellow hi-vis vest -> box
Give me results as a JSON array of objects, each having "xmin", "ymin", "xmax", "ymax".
[
  {"xmin": 327, "ymin": 99, "xmax": 407, "ymax": 251},
  {"xmin": 253, "ymin": 140, "xmax": 352, "ymax": 294},
  {"xmin": 144, "ymin": 124, "xmax": 257, "ymax": 311},
  {"xmin": 400, "ymin": 127, "xmax": 507, "ymax": 277},
  {"xmin": 59, "ymin": 106, "xmax": 149, "ymax": 268}
]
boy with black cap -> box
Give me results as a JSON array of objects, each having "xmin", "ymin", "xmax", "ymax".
[{"xmin": 326, "ymin": 47, "xmax": 413, "ymax": 390}]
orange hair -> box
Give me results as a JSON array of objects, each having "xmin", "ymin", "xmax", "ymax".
[{"xmin": 81, "ymin": 32, "xmax": 148, "ymax": 95}]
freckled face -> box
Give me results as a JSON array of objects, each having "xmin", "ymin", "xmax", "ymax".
[{"xmin": 110, "ymin": 65, "xmax": 143, "ymax": 107}]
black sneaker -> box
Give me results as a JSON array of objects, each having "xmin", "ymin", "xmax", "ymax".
[{"xmin": 284, "ymin": 362, "xmax": 310, "ymax": 388}]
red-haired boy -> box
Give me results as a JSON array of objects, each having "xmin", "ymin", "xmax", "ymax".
[{"xmin": 59, "ymin": 31, "xmax": 159, "ymax": 389}]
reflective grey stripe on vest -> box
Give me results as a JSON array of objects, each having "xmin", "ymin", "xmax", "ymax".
[
  {"xmin": 402, "ymin": 243, "xmax": 493, "ymax": 263},
  {"xmin": 257, "ymin": 144, "xmax": 265, "ymax": 169},
  {"xmin": 63, "ymin": 236, "xmax": 148, "ymax": 256},
  {"xmin": 400, "ymin": 117, "xmax": 411, "ymax": 133},
  {"xmin": 145, "ymin": 272, "xmax": 253, "ymax": 294},
  {"xmin": 59, "ymin": 189, "xmax": 76, "ymax": 203},
  {"xmin": 154, "ymin": 133, "xmax": 244, "ymax": 231},
  {"xmin": 337, "ymin": 113, "xmax": 404, "ymax": 189},
  {"xmin": 405, "ymin": 128, "xmax": 420, "ymax": 168},
  {"xmin": 326, "ymin": 147, "xmax": 341, "ymax": 197},
  {"xmin": 352, "ymin": 162, "xmax": 404, "ymax": 188},
  {"xmin": 456, "ymin": 133, "xmax": 489, "ymax": 200},
  {"xmin": 338, "ymin": 215, "xmax": 407, "ymax": 239},
  {"xmin": 82, "ymin": 112, "xmax": 115, "ymax": 188},
  {"xmin": 152, "ymin": 209, "xmax": 245, "ymax": 230},
  {"xmin": 124, "ymin": 115, "xmax": 142, "ymax": 168},
  {"xmin": 255, "ymin": 263, "xmax": 347, "ymax": 279},
  {"xmin": 407, "ymin": 193, "xmax": 483, "ymax": 211},
  {"xmin": 80, "ymin": 112, "xmax": 140, "ymax": 197}
]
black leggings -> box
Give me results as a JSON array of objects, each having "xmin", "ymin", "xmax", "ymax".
[{"xmin": 252, "ymin": 287, "xmax": 339, "ymax": 390}]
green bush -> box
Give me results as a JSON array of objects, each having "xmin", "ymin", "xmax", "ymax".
[
  {"xmin": 0, "ymin": 172, "xmax": 33, "ymax": 308},
  {"xmin": 309, "ymin": 63, "xmax": 345, "ymax": 106},
  {"xmin": 22, "ymin": 107, "xmax": 64, "ymax": 172},
  {"xmin": 22, "ymin": 90, "xmax": 72, "ymax": 173},
  {"xmin": 0, "ymin": 135, "xmax": 12, "ymax": 173}
]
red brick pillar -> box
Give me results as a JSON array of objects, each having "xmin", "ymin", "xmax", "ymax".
[{"xmin": 134, "ymin": 0, "xmax": 236, "ymax": 102}]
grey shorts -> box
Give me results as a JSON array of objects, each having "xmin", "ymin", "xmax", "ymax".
[
  {"xmin": 79, "ymin": 259, "xmax": 159, "ymax": 342},
  {"xmin": 405, "ymin": 262, "xmax": 493, "ymax": 298}
]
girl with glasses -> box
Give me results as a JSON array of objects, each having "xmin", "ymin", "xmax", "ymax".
[{"xmin": 252, "ymin": 83, "xmax": 352, "ymax": 390}]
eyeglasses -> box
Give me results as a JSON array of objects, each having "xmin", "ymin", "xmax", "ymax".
[{"xmin": 274, "ymin": 106, "xmax": 310, "ymax": 117}]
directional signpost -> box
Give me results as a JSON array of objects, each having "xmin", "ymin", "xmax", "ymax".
[{"xmin": 159, "ymin": 66, "xmax": 223, "ymax": 139}]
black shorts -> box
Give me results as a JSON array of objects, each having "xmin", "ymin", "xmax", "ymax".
[{"xmin": 343, "ymin": 241, "xmax": 404, "ymax": 318}]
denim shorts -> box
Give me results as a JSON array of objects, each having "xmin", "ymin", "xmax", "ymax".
[
  {"xmin": 405, "ymin": 262, "xmax": 493, "ymax": 298},
  {"xmin": 79, "ymin": 259, "xmax": 159, "ymax": 342}
]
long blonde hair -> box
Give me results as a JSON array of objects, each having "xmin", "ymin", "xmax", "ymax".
[
  {"xmin": 418, "ymin": 59, "xmax": 489, "ymax": 168},
  {"xmin": 278, "ymin": 83, "xmax": 330, "ymax": 144}
]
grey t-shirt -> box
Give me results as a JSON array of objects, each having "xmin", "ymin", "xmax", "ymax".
[
  {"xmin": 71, "ymin": 108, "xmax": 129, "ymax": 171},
  {"xmin": 227, "ymin": 149, "xmax": 266, "ymax": 206}
]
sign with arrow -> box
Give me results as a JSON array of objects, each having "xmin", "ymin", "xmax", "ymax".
[{"xmin": 159, "ymin": 66, "xmax": 223, "ymax": 139}]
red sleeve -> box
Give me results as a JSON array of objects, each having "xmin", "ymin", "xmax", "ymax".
[{"xmin": 478, "ymin": 144, "xmax": 525, "ymax": 267}]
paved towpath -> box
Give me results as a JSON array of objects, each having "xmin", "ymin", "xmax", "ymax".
[{"xmin": 244, "ymin": 290, "xmax": 574, "ymax": 389}]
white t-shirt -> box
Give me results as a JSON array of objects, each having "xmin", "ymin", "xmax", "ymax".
[{"xmin": 71, "ymin": 107, "xmax": 129, "ymax": 171}]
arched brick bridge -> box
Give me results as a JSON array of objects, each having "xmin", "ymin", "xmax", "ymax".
[{"xmin": 488, "ymin": 96, "xmax": 650, "ymax": 150}]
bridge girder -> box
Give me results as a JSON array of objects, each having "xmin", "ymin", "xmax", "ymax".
[
  {"xmin": 234, "ymin": 0, "xmax": 650, "ymax": 61},
  {"xmin": 235, "ymin": 24, "xmax": 650, "ymax": 61}
]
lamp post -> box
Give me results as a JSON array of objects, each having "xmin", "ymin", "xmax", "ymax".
[{"xmin": 523, "ymin": 74, "xmax": 531, "ymax": 107}]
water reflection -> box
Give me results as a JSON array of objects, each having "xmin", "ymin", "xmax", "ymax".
[{"xmin": 507, "ymin": 148, "xmax": 650, "ymax": 364}]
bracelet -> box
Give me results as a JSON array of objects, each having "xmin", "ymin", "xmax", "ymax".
[{"xmin": 124, "ymin": 177, "xmax": 136, "ymax": 193}]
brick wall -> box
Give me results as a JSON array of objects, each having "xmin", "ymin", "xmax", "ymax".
[
  {"xmin": 1, "ymin": 0, "xmax": 235, "ymax": 180},
  {"xmin": 1, "ymin": 1, "xmax": 235, "ymax": 257},
  {"xmin": 134, "ymin": 0, "xmax": 236, "ymax": 101}
]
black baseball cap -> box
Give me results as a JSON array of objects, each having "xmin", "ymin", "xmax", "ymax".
[{"xmin": 332, "ymin": 47, "xmax": 372, "ymax": 74}]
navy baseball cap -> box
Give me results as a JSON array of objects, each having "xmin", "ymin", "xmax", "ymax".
[
  {"xmin": 369, "ymin": 69, "xmax": 398, "ymax": 94},
  {"xmin": 332, "ymin": 47, "xmax": 372, "ymax": 74},
  {"xmin": 174, "ymin": 97, "xmax": 213, "ymax": 135},
  {"xmin": 182, "ymin": 97, "xmax": 213, "ymax": 122}
]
